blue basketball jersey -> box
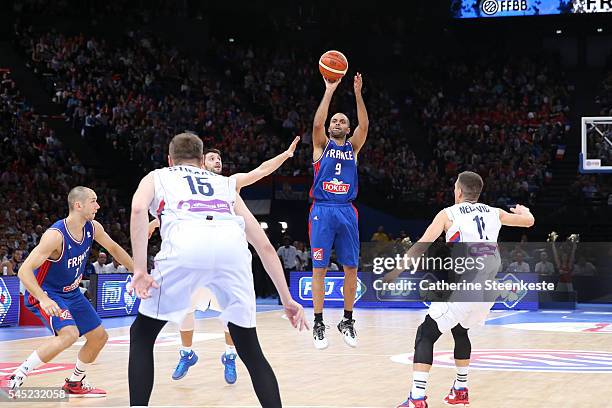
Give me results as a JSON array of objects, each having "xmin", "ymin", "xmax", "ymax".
[
  {"xmin": 310, "ymin": 139, "xmax": 358, "ymax": 203},
  {"xmin": 31, "ymin": 219, "xmax": 95, "ymax": 294}
]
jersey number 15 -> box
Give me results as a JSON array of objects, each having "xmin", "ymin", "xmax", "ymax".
[{"xmin": 183, "ymin": 176, "xmax": 214, "ymax": 196}]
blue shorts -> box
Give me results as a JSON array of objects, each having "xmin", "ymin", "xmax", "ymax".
[
  {"xmin": 26, "ymin": 290, "xmax": 101, "ymax": 336},
  {"xmin": 308, "ymin": 202, "xmax": 360, "ymax": 268}
]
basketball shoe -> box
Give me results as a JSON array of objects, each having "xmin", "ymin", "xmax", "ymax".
[
  {"xmin": 0, "ymin": 374, "xmax": 23, "ymax": 400},
  {"xmin": 1, "ymin": 373, "xmax": 24, "ymax": 393},
  {"xmin": 172, "ymin": 350, "xmax": 198, "ymax": 380},
  {"xmin": 221, "ymin": 352, "xmax": 237, "ymax": 384},
  {"xmin": 397, "ymin": 395, "xmax": 428, "ymax": 407},
  {"xmin": 337, "ymin": 318, "xmax": 357, "ymax": 347},
  {"xmin": 443, "ymin": 387, "xmax": 469, "ymax": 406},
  {"xmin": 313, "ymin": 321, "xmax": 328, "ymax": 349},
  {"xmin": 62, "ymin": 376, "xmax": 106, "ymax": 397}
]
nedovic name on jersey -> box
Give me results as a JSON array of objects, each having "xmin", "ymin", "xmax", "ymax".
[{"xmin": 445, "ymin": 202, "xmax": 501, "ymax": 243}]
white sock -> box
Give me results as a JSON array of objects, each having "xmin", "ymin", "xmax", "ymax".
[
  {"xmin": 225, "ymin": 345, "xmax": 236, "ymax": 355},
  {"xmin": 180, "ymin": 346, "xmax": 192, "ymax": 353},
  {"xmin": 14, "ymin": 351, "xmax": 43, "ymax": 378},
  {"xmin": 411, "ymin": 371, "xmax": 429, "ymax": 399},
  {"xmin": 454, "ymin": 366, "xmax": 468, "ymax": 389},
  {"xmin": 69, "ymin": 358, "xmax": 89, "ymax": 382}
]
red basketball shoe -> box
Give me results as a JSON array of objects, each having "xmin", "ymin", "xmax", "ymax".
[
  {"xmin": 444, "ymin": 387, "xmax": 469, "ymax": 406},
  {"xmin": 62, "ymin": 376, "xmax": 106, "ymax": 397},
  {"xmin": 397, "ymin": 395, "xmax": 428, "ymax": 407}
]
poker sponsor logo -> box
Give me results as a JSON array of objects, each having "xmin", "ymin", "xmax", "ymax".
[{"xmin": 322, "ymin": 178, "xmax": 350, "ymax": 194}]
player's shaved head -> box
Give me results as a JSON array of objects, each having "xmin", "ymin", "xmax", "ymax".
[
  {"xmin": 457, "ymin": 171, "xmax": 483, "ymax": 202},
  {"xmin": 169, "ymin": 133, "xmax": 203, "ymax": 164},
  {"xmin": 331, "ymin": 113, "xmax": 350, "ymax": 128},
  {"xmin": 67, "ymin": 186, "xmax": 95, "ymax": 212}
]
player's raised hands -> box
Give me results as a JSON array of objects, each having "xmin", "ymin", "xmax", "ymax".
[
  {"xmin": 354, "ymin": 72, "xmax": 363, "ymax": 94},
  {"xmin": 283, "ymin": 298, "xmax": 309, "ymax": 331},
  {"xmin": 323, "ymin": 75, "xmax": 341, "ymax": 92},
  {"xmin": 285, "ymin": 136, "xmax": 300, "ymax": 158},
  {"xmin": 128, "ymin": 272, "xmax": 159, "ymax": 299}
]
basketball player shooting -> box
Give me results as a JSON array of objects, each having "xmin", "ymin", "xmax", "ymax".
[
  {"xmin": 128, "ymin": 133, "xmax": 307, "ymax": 407},
  {"xmin": 147, "ymin": 136, "xmax": 300, "ymax": 384},
  {"xmin": 2, "ymin": 187, "xmax": 134, "ymax": 397},
  {"xmin": 310, "ymin": 73, "xmax": 368, "ymax": 349},
  {"xmin": 392, "ymin": 171, "xmax": 535, "ymax": 408}
]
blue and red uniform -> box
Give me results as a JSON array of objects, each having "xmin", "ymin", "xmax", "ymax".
[
  {"xmin": 309, "ymin": 139, "xmax": 360, "ymax": 268},
  {"xmin": 25, "ymin": 219, "xmax": 101, "ymax": 336}
]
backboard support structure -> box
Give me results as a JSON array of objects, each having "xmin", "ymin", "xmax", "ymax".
[{"xmin": 580, "ymin": 117, "xmax": 612, "ymax": 174}]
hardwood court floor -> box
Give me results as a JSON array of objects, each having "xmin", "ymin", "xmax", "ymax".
[{"xmin": 1, "ymin": 308, "xmax": 611, "ymax": 407}]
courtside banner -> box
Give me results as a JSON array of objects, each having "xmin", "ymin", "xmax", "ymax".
[
  {"xmin": 95, "ymin": 273, "xmax": 141, "ymax": 318},
  {"xmin": 290, "ymin": 271, "xmax": 538, "ymax": 310},
  {"xmin": 0, "ymin": 276, "xmax": 20, "ymax": 327},
  {"xmin": 291, "ymin": 241, "xmax": 612, "ymax": 310},
  {"xmin": 452, "ymin": 0, "xmax": 612, "ymax": 18}
]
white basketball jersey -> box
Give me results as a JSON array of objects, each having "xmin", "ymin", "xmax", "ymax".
[
  {"xmin": 444, "ymin": 202, "xmax": 501, "ymax": 243},
  {"xmin": 149, "ymin": 165, "xmax": 243, "ymax": 241}
]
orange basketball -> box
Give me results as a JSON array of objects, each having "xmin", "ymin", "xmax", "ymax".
[{"xmin": 318, "ymin": 50, "xmax": 348, "ymax": 81}]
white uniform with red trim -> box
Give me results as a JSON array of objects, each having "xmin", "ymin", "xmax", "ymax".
[
  {"xmin": 138, "ymin": 165, "xmax": 256, "ymax": 328},
  {"xmin": 428, "ymin": 201, "xmax": 502, "ymax": 332}
]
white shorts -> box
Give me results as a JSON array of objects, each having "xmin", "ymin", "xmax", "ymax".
[
  {"xmin": 428, "ymin": 301, "xmax": 494, "ymax": 333},
  {"xmin": 429, "ymin": 252, "xmax": 500, "ymax": 333},
  {"xmin": 138, "ymin": 220, "xmax": 256, "ymax": 328},
  {"xmin": 189, "ymin": 287, "xmax": 222, "ymax": 313}
]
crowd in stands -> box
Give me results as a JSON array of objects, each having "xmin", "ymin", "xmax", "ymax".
[
  {"xmin": 0, "ymin": 70, "xmax": 133, "ymax": 277},
  {"xmin": 407, "ymin": 55, "xmax": 572, "ymax": 207},
  {"xmin": 16, "ymin": 27, "xmax": 301, "ymax": 178},
  {"xmin": 14, "ymin": 22, "xmax": 574, "ymax": 213},
  {"xmin": 213, "ymin": 43, "xmax": 573, "ymax": 208}
]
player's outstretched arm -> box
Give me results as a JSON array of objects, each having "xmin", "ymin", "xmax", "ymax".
[
  {"xmin": 17, "ymin": 230, "xmax": 64, "ymax": 317},
  {"xmin": 350, "ymin": 73, "xmax": 369, "ymax": 155},
  {"xmin": 232, "ymin": 136, "xmax": 300, "ymax": 191},
  {"xmin": 129, "ymin": 172, "xmax": 159, "ymax": 299},
  {"xmin": 312, "ymin": 76, "xmax": 341, "ymax": 158},
  {"xmin": 234, "ymin": 195, "xmax": 308, "ymax": 331},
  {"xmin": 499, "ymin": 204, "xmax": 535, "ymax": 228},
  {"xmin": 383, "ymin": 210, "xmax": 448, "ymax": 282},
  {"xmin": 92, "ymin": 220, "xmax": 134, "ymax": 272}
]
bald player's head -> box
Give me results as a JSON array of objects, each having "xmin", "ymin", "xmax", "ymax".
[
  {"xmin": 67, "ymin": 186, "xmax": 99, "ymax": 220},
  {"xmin": 328, "ymin": 112, "xmax": 351, "ymax": 139}
]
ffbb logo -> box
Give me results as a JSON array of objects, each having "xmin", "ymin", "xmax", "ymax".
[{"xmin": 481, "ymin": 0, "xmax": 528, "ymax": 15}]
